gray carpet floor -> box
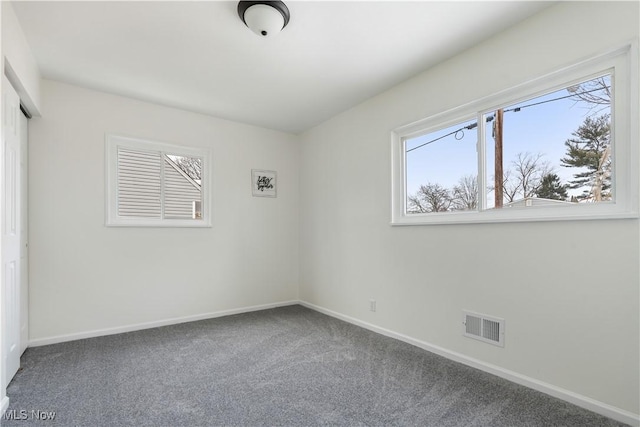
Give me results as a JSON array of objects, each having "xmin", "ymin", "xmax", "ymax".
[{"xmin": 3, "ymin": 305, "xmax": 628, "ymax": 426}]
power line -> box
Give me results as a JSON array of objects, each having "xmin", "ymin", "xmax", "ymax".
[
  {"xmin": 504, "ymin": 86, "xmax": 608, "ymax": 113},
  {"xmin": 406, "ymin": 86, "xmax": 610, "ymax": 154},
  {"xmin": 405, "ymin": 119, "xmax": 491, "ymax": 153}
]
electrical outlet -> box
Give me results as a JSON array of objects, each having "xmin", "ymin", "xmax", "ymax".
[{"xmin": 369, "ymin": 299, "xmax": 376, "ymax": 312}]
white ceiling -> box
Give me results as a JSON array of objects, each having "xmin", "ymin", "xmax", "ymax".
[{"xmin": 12, "ymin": 1, "xmax": 553, "ymax": 134}]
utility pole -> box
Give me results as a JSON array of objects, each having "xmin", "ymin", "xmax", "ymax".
[{"xmin": 494, "ymin": 109, "xmax": 504, "ymax": 208}]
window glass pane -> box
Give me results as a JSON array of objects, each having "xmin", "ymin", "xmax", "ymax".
[
  {"xmin": 485, "ymin": 74, "xmax": 612, "ymax": 209},
  {"xmin": 405, "ymin": 118, "xmax": 478, "ymax": 213},
  {"xmin": 164, "ymin": 154, "xmax": 203, "ymax": 220}
]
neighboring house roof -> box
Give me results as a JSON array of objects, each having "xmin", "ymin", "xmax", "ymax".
[{"xmin": 163, "ymin": 155, "xmax": 202, "ymax": 219}]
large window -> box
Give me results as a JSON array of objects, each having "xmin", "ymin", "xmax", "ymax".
[
  {"xmin": 392, "ymin": 45, "xmax": 637, "ymax": 225},
  {"xmin": 106, "ymin": 134, "xmax": 211, "ymax": 227}
]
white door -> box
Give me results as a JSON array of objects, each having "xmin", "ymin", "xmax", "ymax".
[
  {"xmin": 19, "ymin": 106, "xmax": 28, "ymax": 355},
  {"xmin": 2, "ymin": 76, "xmax": 21, "ymax": 387}
]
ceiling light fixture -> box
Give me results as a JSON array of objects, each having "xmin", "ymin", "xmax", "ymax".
[{"xmin": 237, "ymin": 1, "xmax": 290, "ymax": 37}]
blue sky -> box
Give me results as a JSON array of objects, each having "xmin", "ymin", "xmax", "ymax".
[{"xmin": 405, "ymin": 75, "xmax": 611, "ymax": 205}]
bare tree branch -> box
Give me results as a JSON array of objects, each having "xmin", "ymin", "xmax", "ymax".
[
  {"xmin": 407, "ymin": 183, "xmax": 452, "ymax": 213},
  {"xmin": 169, "ymin": 155, "xmax": 202, "ymax": 181},
  {"xmin": 451, "ymin": 175, "xmax": 477, "ymax": 211},
  {"xmin": 494, "ymin": 152, "xmax": 551, "ymax": 204},
  {"xmin": 567, "ymin": 76, "xmax": 610, "ymax": 116}
]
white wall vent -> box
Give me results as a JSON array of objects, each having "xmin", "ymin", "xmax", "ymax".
[{"xmin": 462, "ymin": 311, "xmax": 505, "ymax": 347}]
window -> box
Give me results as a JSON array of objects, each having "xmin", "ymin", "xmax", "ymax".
[
  {"xmin": 392, "ymin": 44, "xmax": 638, "ymax": 225},
  {"xmin": 405, "ymin": 117, "xmax": 478, "ymax": 214},
  {"xmin": 106, "ymin": 134, "xmax": 211, "ymax": 227}
]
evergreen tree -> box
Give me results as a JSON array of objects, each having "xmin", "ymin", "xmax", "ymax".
[
  {"xmin": 560, "ymin": 114, "xmax": 611, "ymax": 201},
  {"xmin": 535, "ymin": 173, "xmax": 568, "ymax": 200}
]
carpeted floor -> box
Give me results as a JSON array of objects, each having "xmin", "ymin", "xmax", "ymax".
[{"xmin": 4, "ymin": 305, "xmax": 628, "ymax": 426}]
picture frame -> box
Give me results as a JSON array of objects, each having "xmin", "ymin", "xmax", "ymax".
[{"xmin": 251, "ymin": 169, "xmax": 277, "ymax": 198}]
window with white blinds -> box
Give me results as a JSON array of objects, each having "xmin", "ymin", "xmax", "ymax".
[{"xmin": 106, "ymin": 134, "xmax": 211, "ymax": 227}]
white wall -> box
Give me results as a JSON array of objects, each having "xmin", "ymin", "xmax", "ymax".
[
  {"xmin": 299, "ymin": 1, "xmax": 639, "ymax": 418},
  {"xmin": 28, "ymin": 80, "xmax": 299, "ymax": 341},
  {"xmin": 2, "ymin": 2, "xmax": 40, "ymax": 115},
  {"xmin": 12, "ymin": 0, "xmax": 640, "ymax": 423}
]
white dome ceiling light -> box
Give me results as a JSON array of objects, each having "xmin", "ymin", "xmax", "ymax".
[{"xmin": 237, "ymin": 1, "xmax": 290, "ymax": 37}]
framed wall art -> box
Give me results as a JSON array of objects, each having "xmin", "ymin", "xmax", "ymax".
[{"xmin": 251, "ymin": 169, "xmax": 277, "ymax": 198}]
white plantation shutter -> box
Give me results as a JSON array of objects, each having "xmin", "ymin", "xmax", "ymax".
[
  {"xmin": 117, "ymin": 148, "xmax": 162, "ymax": 218},
  {"xmin": 106, "ymin": 134, "xmax": 211, "ymax": 227}
]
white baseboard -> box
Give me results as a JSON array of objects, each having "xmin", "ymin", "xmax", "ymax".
[
  {"xmin": 1, "ymin": 396, "xmax": 9, "ymax": 419},
  {"xmin": 28, "ymin": 300, "xmax": 299, "ymax": 347},
  {"xmin": 299, "ymin": 300, "xmax": 640, "ymax": 427}
]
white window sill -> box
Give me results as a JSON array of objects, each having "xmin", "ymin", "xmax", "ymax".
[
  {"xmin": 391, "ymin": 205, "xmax": 639, "ymax": 226},
  {"xmin": 106, "ymin": 219, "xmax": 212, "ymax": 228}
]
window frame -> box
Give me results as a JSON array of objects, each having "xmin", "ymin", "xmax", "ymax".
[
  {"xmin": 391, "ymin": 43, "xmax": 638, "ymax": 225},
  {"xmin": 106, "ymin": 134, "xmax": 212, "ymax": 227}
]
